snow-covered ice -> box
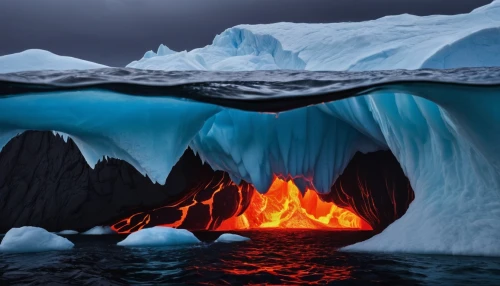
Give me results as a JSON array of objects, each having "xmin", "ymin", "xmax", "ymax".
[
  {"xmin": 215, "ymin": 233, "xmax": 251, "ymax": 243},
  {"xmin": 82, "ymin": 226, "xmax": 116, "ymax": 235},
  {"xmin": 128, "ymin": 1, "xmax": 500, "ymax": 71},
  {"xmin": 117, "ymin": 227, "xmax": 201, "ymax": 247},
  {"xmin": 0, "ymin": 49, "xmax": 106, "ymax": 73},
  {"xmin": 0, "ymin": 227, "xmax": 74, "ymax": 253}
]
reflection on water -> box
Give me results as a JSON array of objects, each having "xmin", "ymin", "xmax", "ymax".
[{"xmin": 1, "ymin": 230, "xmax": 500, "ymax": 285}]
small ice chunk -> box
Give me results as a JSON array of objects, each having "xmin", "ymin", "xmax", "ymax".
[
  {"xmin": 58, "ymin": 230, "xmax": 79, "ymax": 235},
  {"xmin": 0, "ymin": 226, "xmax": 74, "ymax": 253},
  {"xmin": 117, "ymin": 227, "xmax": 200, "ymax": 247},
  {"xmin": 82, "ymin": 226, "xmax": 115, "ymax": 235},
  {"xmin": 215, "ymin": 233, "xmax": 250, "ymax": 243}
]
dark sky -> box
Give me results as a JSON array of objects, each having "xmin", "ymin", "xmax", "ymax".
[{"xmin": 0, "ymin": 0, "xmax": 493, "ymax": 66}]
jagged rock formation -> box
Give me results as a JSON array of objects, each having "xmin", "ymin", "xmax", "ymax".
[
  {"xmin": 0, "ymin": 131, "xmax": 221, "ymax": 232},
  {"xmin": 321, "ymin": 151, "xmax": 414, "ymax": 233}
]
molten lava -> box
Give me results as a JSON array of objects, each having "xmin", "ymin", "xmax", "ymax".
[
  {"xmin": 111, "ymin": 176, "xmax": 371, "ymax": 233},
  {"xmin": 217, "ymin": 178, "xmax": 371, "ymax": 230}
]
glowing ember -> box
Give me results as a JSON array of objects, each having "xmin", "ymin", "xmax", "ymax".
[{"xmin": 217, "ymin": 178, "xmax": 372, "ymax": 230}]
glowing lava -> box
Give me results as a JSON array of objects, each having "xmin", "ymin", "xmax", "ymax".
[
  {"xmin": 111, "ymin": 176, "xmax": 371, "ymax": 233},
  {"xmin": 217, "ymin": 178, "xmax": 372, "ymax": 230}
]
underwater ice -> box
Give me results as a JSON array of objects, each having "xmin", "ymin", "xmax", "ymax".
[
  {"xmin": 215, "ymin": 234, "xmax": 251, "ymax": 243},
  {"xmin": 0, "ymin": 1, "xmax": 500, "ymax": 256},
  {"xmin": 0, "ymin": 227, "xmax": 74, "ymax": 253},
  {"xmin": 117, "ymin": 227, "xmax": 200, "ymax": 247},
  {"xmin": 82, "ymin": 226, "xmax": 116, "ymax": 235}
]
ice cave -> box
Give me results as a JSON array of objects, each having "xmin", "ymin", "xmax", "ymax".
[{"xmin": 1, "ymin": 0, "xmax": 500, "ymax": 262}]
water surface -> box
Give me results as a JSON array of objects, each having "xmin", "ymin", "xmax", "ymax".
[{"xmin": 1, "ymin": 230, "xmax": 500, "ymax": 285}]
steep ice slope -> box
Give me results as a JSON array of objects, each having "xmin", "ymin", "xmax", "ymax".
[
  {"xmin": 128, "ymin": 1, "xmax": 500, "ymax": 71},
  {"xmin": 0, "ymin": 49, "xmax": 107, "ymax": 73},
  {"xmin": 341, "ymin": 88, "xmax": 500, "ymax": 255}
]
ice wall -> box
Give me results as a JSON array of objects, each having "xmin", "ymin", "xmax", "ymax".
[{"xmin": 342, "ymin": 88, "xmax": 500, "ymax": 256}]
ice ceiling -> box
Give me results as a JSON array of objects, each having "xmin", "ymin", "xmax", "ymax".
[{"xmin": 1, "ymin": 0, "xmax": 500, "ymax": 256}]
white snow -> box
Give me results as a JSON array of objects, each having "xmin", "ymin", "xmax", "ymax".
[
  {"xmin": 0, "ymin": 49, "xmax": 106, "ymax": 73},
  {"xmin": 82, "ymin": 226, "xmax": 116, "ymax": 235},
  {"xmin": 0, "ymin": 1, "xmax": 499, "ymax": 256},
  {"xmin": 58, "ymin": 230, "xmax": 79, "ymax": 235},
  {"xmin": 215, "ymin": 233, "xmax": 250, "ymax": 243},
  {"xmin": 0, "ymin": 227, "xmax": 74, "ymax": 253},
  {"xmin": 117, "ymin": 227, "xmax": 200, "ymax": 247}
]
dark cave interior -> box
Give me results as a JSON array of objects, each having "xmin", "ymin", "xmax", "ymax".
[{"xmin": 0, "ymin": 131, "xmax": 413, "ymax": 235}]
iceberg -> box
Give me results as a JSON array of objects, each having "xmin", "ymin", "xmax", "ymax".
[
  {"xmin": 82, "ymin": 226, "xmax": 116, "ymax": 235},
  {"xmin": 215, "ymin": 233, "xmax": 250, "ymax": 243},
  {"xmin": 117, "ymin": 227, "xmax": 200, "ymax": 247},
  {"xmin": 0, "ymin": 226, "xmax": 74, "ymax": 253},
  {"xmin": 0, "ymin": 1, "xmax": 499, "ymax": 257},
  {"xmin": 0, "ymin": 49, "xmax": 106, "ymax": 73},
  {"xmin": 128, "ymin": 1, "xmax": 500, "ymax": 71}
]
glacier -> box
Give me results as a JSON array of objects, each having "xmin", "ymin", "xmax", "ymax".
[{"xmin": 0, "ymin": 1, "xmax": 500, "ymax": 257}]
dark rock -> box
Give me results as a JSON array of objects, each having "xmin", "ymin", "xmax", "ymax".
[{"xmin": 0, "ymin": 131, "xmax": 223, "ymax": 233}]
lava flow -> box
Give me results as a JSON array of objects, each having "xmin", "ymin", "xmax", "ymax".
[
  {"xmin": 111, "ymin": 175, "xmax": 371, "ymax": 233},
  {"xmin": 217, "ymin": 178, "xmax": 371, "ymax": 230}
]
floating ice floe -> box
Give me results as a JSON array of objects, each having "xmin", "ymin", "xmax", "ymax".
[
  {"xmin": 0, "ymin": 49, "xmax": 106, "ymax": 73},
  {"xmin": 117, "ymin": 227, "xmax": 200, "ymax": 247},
  {"xmin": 82, "ymin": 226, "xmax": 116, "ymax": 235},
  {"xmin": 215, "ymin": 233, "xmax": 251, "ymax": 243},
  {"xmin": 58, "ymin": 230, "xmax": 79, "ymax": 235},
  {"xmin": 0, "ymin": 226, "xmax": 74, "ymax": 253}
]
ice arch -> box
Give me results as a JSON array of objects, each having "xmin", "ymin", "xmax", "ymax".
[
  {"xmin": 185, "ymin": 85, "xmax": 500, "ymax": 256},
  {"xmin": 0, "ymin": 83, "xmax": 499, "ymax": 256}
]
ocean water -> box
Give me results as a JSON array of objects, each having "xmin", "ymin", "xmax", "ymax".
[{"xmin": 1, "ymin": 230, "xmax": 500, "ymax": 285}]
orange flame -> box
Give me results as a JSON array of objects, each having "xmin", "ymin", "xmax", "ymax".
[{"xmin": 217, "ymin": 178, "xmax": 372, "ymax": 230}]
